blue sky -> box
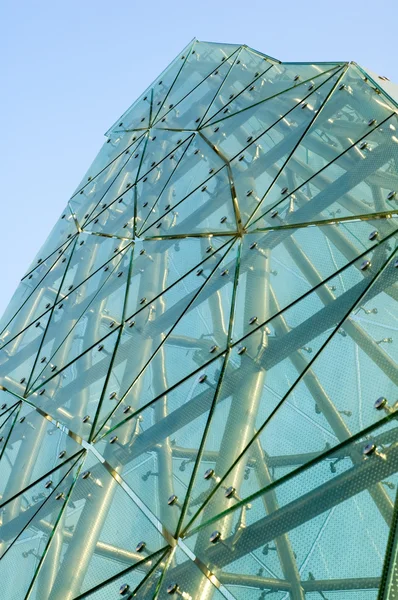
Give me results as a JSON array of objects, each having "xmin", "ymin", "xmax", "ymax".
[{"xmin": 1, "ymin": 0, "xmax": 396, "ymax": 315}]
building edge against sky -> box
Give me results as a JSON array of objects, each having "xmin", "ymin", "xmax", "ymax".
[{"xmin": 0, "ymin": 39, "xmax": 397, "ymax": 598}]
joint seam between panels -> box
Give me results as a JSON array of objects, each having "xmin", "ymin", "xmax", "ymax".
[
  {"xmin": 244, "ymin": 64, "xmax": 348, "ymax": 228},
  {"xmin": 182, "ymin": 244, "xmax": 398, "ymax": 532}
]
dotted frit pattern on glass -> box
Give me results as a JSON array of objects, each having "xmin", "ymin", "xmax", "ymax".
[{"xmin": 0, "ymin": 39, "xmax": 398, "ymax": 599}]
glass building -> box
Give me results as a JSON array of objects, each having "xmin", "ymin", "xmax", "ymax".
[{"xmin": 0, "ymin": 39, "xmax": 398, "ymax": 599}]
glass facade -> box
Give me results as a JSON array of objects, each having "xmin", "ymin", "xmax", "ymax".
[{"xmin": 0, "ymin": 39, "xmax": 397, "ymax": 599}]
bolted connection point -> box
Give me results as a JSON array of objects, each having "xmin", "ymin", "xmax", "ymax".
[
  {"xmin": 135, "ymin": 541, "xmax": 146, "ymax": 553},
  {"xmin": 374, "ymin": 396, "xmax": 397, "ymax": 414},
  {"xmin": 167, "ymin": 494, "xmax": 179, "ymax": 506},
  {"xmin": 204, "ymin": 468, "xmax": 215, "ymax": 480},
  {"xmin": 167, "ymin": 583, "xmax": 179, "ymax": 595},
  {"xmin": 363, "ymin": 442, "xmax": 386, "ymax": 460},
  {"xmin": 375, "ymin": 396, "xmax": 388, "ymax": 411},
  {"xmin": 363, "ymin": 442, "xmax": 376, "ymax": 457},
  {"xmin": 119, "ymin": 583, "xmax": 130, "ymax": 595},
  {"xmin": 209, "ymin": 530, "xmax": 222, "ymax": 544},
  {"xmin": 360, "ymin": 260, "xmax": 371, "ymax": 271}
]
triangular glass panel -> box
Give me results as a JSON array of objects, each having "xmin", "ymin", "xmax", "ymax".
[
  {"xmin": 69, "ymin": 135, "xmax": 146, "ymax": 227},
  {"xmin": 134, "ymin": 136, "xmax": 194, "ymax": 234},
  {"xmin": 79, "ymin": 548, "xmax": 169, "ymax": 600},
  {"xmin": 0, "ymin": 391, "xmax": 19, "ymax": 419},
  {"xmin": 357, "ymin": 62, "xmax": 398, "ymax": 108},
  {"xmin": 124, "ymin": 236, "xmax": 232, "ymax": 318},
  {"xmin": 106, "ymin": 41, "xmax": 195, "ymax": 135},
  {"xmin": 232, "ymin": 217, "xmax": 398, "ymax": 341},
  {"xmin": 0, "ymin": 402, "xmax": 81, "ymax": 507},
  {"xmin": 65, "ymin": 233, "xmax": 132, "ymax": 287},
  {"xmin": 153, "ymin": 40, "xmax": 242, "ymax": 125},
  {"xmin": 152, "ymin": 52, "xmax": 238, "ymax": 131},
  {"xmin": 182, "ymin": 417, "xmax": 398, "ymax": 600},
  {"xmin": 0, "ymin": 453, "xmax": 83, "ymax": 599},
  {"xmin": 191, "ymin": 245, "xmax": 398, "ymax": 519},
  {"xmin": 180, "ymin": 239, "xmax": 397, "ymax": 529},
  {"xmin": 72, "ymin": 132, "xmax": 147, "ymax": 197},
  {"xmin": 92, "ymin": 240, "xmax": 237, "ymax": 437},
  {"xmin": 202, "ymin": 46, "xmax": 275, "ymax": 125},
  {"xmin": 205, "ymin": 61, "xmax": 345, "ymax": 125},
  {"xmin": 245, "ymin": 66, "xmax": 396, "ymax": 228},
  {"xmin": 26, "ymin": 243, "xmax": 132, "ymax": 390},
  {"xmin": 155, "ymin": 545, "xmax": 229, "ymax": 599},
  {"xmin": 86, "ymin": 136, "xmax": 194, "ymax": 239},
  {"xmin": 27, "ymin": 450, "xmax": 168, "ymax": 599},
  {"xmin": 137, "ymin": 132, "xmax": 225, "ymax": 235},
  {"xmin": 200, "ymin": 69, "xmax": 339, "ymax": 162},
  {"xmin": 0, "ymin": 238, "xmax": 74, "ymax": 338},
  {"xmin": 0, "ymin": 452, "xmax": 83, "ymax": 560},
  {"xmin": 94, "ymin": 356, "xmax": 225, "ymax": 535},
  {"xmin": 0, "ymin": 402, "xmax": 21, "ymax": 459},
  {"xmin": 0, "ymin": 239, "xmax": 76, "ymax": 348},
  {"xmin": 133, "ymin": 131, "xmax": 194, "ymax": 191},
  {"xmin": 22, "ymin": 208, "xmax": 77, "ymax": 277},
  {"xmin": 113, "ymin": 93, "xmax": 151, "ymax": 132},
  {"xmin": 249, "ymin": 113, "xmax": 398, "ymax": 230},
  {"xmin": 201, "ymin": 68, "xmax": 342, "ymax": 181},
  {"xmin": 27, "ymin": 329, "xmax": 120, "ymax": 439},
  {"xmin": 141, "ymin": 165, "xmax": 237, "ymax": 237}
]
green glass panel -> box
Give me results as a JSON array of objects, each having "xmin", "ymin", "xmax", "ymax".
[
  {"xmin": 79, "ymin": 549, "xmax": 169, "ymax": 600},
  {"xmin": 124, "ymin": 236, "xmax": 232, "ymax": 319},
  {"xmin": 65, "ymin": 232, "xmax": 132, "ymax": 286},
  {"xmin": 0, "ymin": 328, "xmax": 45, "ymax": 396},
  {"xmin": 87, "ymin": 136, "xmax": 194, "ymax": 239},
  {"xmin": 180, "ymin": 240, "xmax": 397, "ymax": 530},
  {"xmin": 152, "ymin": 52, "xmax": 238, "ymax": 131},
  {"xmin": 94, "ymin": 356, "xmax": 225, "ymax": 534},
  {"xmin": 201, "ymin": 68, "xmax": 341, "ymax": 171},
  {"xmin": 250, "ymin": 114, "xmax": 398, "ymax": 230},
  {"xmin": 156, "ymin": 546, "xmax": 228, "ymax": 599},
  {"xmin": 81, "ymin": 142, "xmax": 149, "ymax": 228},
  {"xmin": 183, "ymin": 418, "xmax": 398, "ymax": 600},
  {"xmin": 69, "ymin": 135, "xmax": 146, "ymax": 226},
  {"xmin": 0, "ymin": 239, "xmax": 75, "ymax": 348},
  {"xmin": 23, "ymin": 208, "xmax": 77, "ymax": 276},
  {"xmin": 153, "ymin": 41, "xmax": 241, "ymax": 125},
  {"xmin": 106, "ymin": 41, "xmax": 195, "ymax": 135},
  {"xmin": 0, "ymin": 402, "xmax": 20, "ymax": 459},
  {"xmin": 0, "ymin": 403, "xmax": 81, "ymax": 507},
  {"xmin": 202, "ymin": 47, "xmax": 274, "ymax": 125},
  {"xmin": 141, "ymin": 165, "xmax": 237, "ymax": 237},
  {"xmin": 0, "ymin": 239, "xmax": 74, "ymax": 338},
  {"xmin": 232, "ymin": 218, "xmax": 398, "ymax": 341},
  {"xmin": 137, "ymin": 133, "xmax": 225, "ymax": 235},
  {"xmin": 72, "ymin": 132, "xmax": 146, "ymax": 197},
  {"xmin": 0, "ymin": 454, "xmax": 83, "ymax": 600},
  {"xmin": 27, "ymin": 244, "xmax": 132, "ymax": 390},
  {"xmin": 124, "ymin": 549, "xmax": 171, "ymax": 599},
  {"xmin": 245, "ymin": 66, "xmax": 395, "ymax": 227},
  {"xmin": 1, "ymin": 40, "xmax": 398, "ymax": 599},
  {"xmin": 206, "ymin": 62, "xmax": 345, "ymax": 124},
  {"xmin": 28, "ymin": 451, "xmax": 168, "ymax": 599},
  {"xmin": 0, "ymin": 392, "xmax": 19, "ymax": 418},
  {"xmin": 134, "ymin": 131, "xmax": 193, "ymax": 188},
  {"xmin": 135, "ymin": 136, "xmax": 194, "ymax": 233},
  {"xmin": 93, "ymin": 240, "xmax": 237, "ymax": 436},
  {"xmin": 0, "ymin": 453, "xmax": 82, "ymax": 559},
  {"xmin": 27, "ymin": 330, "xmax": 120, "ymax": 439},
  {"xmin": 113, "ymin": 93, "xmax": 151, "ymax": 132}
]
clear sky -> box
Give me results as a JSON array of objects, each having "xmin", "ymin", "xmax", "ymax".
[{"xmin": 1, "ymin": 0, "xmax": 397, "ymax": 315}]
